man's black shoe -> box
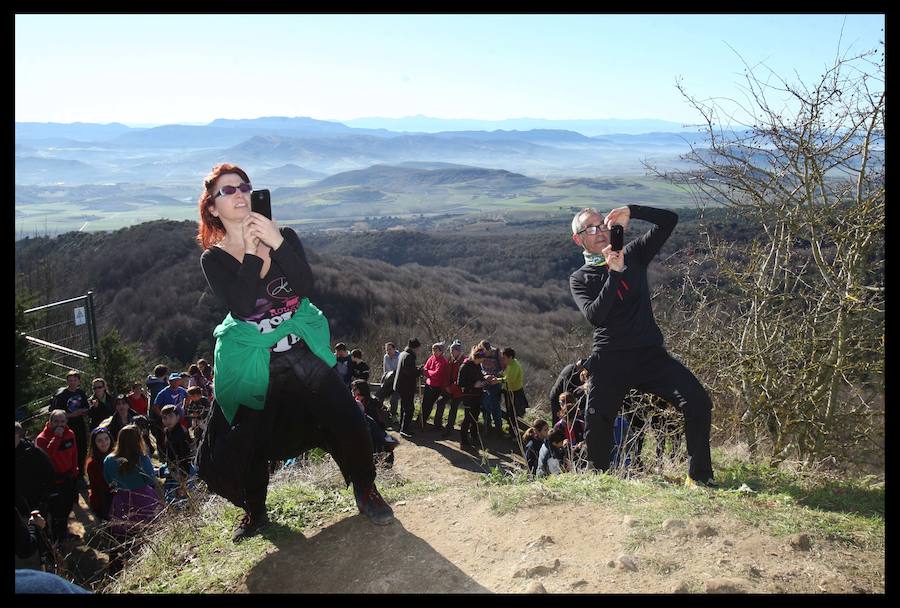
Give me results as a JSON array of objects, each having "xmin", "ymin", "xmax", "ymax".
[
  {"xmin": 354, "ymin": 483, "xmax": 394, "ymax": 526},
  {"xmin": 399, "ymin": 430, "xmax": 414, "ymax": 439},
  {"xmin": 232, "ymin": 511, "xmax": 270, "ymax": 543}
]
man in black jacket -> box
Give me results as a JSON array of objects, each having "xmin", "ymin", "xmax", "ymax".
[
  {"xmin": 393, "ymin": 338, "xmax": 422, "ymax": 438},
  {"xmin": 569, "ymin": 205, "xmax": 715, "ymax": 487}
]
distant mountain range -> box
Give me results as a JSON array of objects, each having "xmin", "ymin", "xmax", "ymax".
[
  {"xmin": 15, "ymin": 116, "xmax": 705, "ymax": 187},
  {"xmin": 342, "ymin": 116, "xmax": 692, "ymax": 136}
]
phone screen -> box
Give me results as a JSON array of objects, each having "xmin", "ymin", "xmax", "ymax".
[{"xmin": 251, "ymin": 189, "xmax": 272, "ymax": 219}]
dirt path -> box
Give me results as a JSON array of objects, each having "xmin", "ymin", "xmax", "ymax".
[{"xmin": 238, "ymin": 428, "xmax": 885, "ymax": 594}]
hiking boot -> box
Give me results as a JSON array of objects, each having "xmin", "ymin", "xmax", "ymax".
[
  {"xmin": 231, "ymin": 511, "xmax": 270, "ymax": 543},
  {"xmin": 684, "ymin": 476, "xmax": 719, "ymax": 489},
  {"xmin": 354, "ymin": 483, "xmax": 394, "ymax": 526}
]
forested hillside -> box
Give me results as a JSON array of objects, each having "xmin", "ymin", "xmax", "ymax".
[{"xmin": 15, "ymin": 205, "xmax": 759, "ymax": 388}]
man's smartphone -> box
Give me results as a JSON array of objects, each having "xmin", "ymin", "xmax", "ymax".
[
  {"xmin": 251, "ymin": 189, "xmax": 272, "ymax": 220},
  {"xmin": 610, "ymin": 224, "xmax": 624, "ymax": 251}
]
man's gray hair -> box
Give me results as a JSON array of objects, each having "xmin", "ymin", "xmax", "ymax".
[{"xmin": 572, "ymin": 207, "xmax": 602, "ymax": 235}]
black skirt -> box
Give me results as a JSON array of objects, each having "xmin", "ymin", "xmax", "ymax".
[{"xmin": 196, "ymin": 341, "xmax": 374, "ymax": 507}]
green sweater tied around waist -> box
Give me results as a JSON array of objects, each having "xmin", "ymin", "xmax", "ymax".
[{"xmin": 211, "ymin": 298, "xmax": 336, "ymax": 424}]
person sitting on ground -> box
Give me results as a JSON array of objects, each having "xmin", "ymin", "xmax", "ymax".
[
  {"xmin": 197, "ymin": 358, "xmax": 214, "ymax": 384},
  {"xmin": 333, "ymin": 342, "xmax": 353, "ymax": 388},
  {"xmin": 352, "ymin": 380, "xmax": 399, "ymax": 467},
  {"xmin": 184, "ymin": 386, "xmax": 212, "ymax": 448},
  {"xmin": 131, "ymin": 415, "xmax": 153, "ymax": 458},
  {"xmin": 161, "ymin": 405, "xmax": 193, "ymax": 500},
  {"xmin": 537, "ymin": 426, "xmax": 569, "ymax": 477},
  {"xmin": 103, "ymin": 425, "xmax": 161, "ymax": 537},
  {"xmin": 421, "ymin": 342, "xmax": 451, "ymax": 431},
  {"xmin": 553, "ymin": 392, "xmax": 586, "ymax": 451},
  {"xmin": 522, "ymin": 419, "xmax": 550, "ymax": 477},
  {"xmin": 15, "ymin": 422, "xmax": 55, "ymax": 522},
  {"xmin": 548, "ymin": 359, "xmax": 587, "ymax": 425},
  {"xmin": 102, "ymin": 394, "xmax": 137, "ymax": 442},
  {"xmin": 187, "ymin": 364, "xmax": 211, "ymax": 398},
  {"xmin": 457, "ymin": 346, "xmax": 494, "ymax": 450},
  {"xmin": 15, "ymin": 507, "xmax": 47, "ymax": 561},
  {"xmin": 126, "ymin": 381, "xmax": 149, "ymax": 417},
  {"xmin": 34, "ymin": 410, "xmax": 80, "ymax": 543},
  {"xmin": 85, "ymin": 427, "xmax": 114, "ymax": 521},
  {"xmin": 350, "ymin": 349, "xmax": 370, "ymax": 384}
]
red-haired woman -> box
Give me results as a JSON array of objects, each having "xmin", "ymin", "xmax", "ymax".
[{"xmin": 196, "ymin": 163, "xmax": 393, "ymax": 542}]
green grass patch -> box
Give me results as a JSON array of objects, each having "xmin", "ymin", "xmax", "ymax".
[
  {"xmin": 475, "ymin": 459, "xmax": 884, "ymax": 552},
  {"xmin": 104, "ymin": 467, "xmax": 443, "ymax": 593}
]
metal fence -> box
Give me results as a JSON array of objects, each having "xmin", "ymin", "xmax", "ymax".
[{"xmin": 18, "ymin": 291, "xmax": 99, "ymax": 421}]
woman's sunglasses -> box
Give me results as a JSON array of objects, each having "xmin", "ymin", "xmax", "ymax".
[{"xmin": 214, "ymin": 182, "xmax": 252, "ymax": 199}]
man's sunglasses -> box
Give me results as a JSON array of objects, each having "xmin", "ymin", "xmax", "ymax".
[{"xmin": 214, "ymin": 182, "xmax": 252, "ymax": 199}]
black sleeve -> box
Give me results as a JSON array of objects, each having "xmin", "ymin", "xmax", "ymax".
[
  {"xmin": 34, "ymin": 447, "xmax": 56, "ymax": 504},
  {"xmin": 548, "ymin": 364, "xmax": 573, "ymax": 406},
  {"xmin": 570, "ymin": 269, "xmax": 623, "ymax": 328},
  {"xmin": 269, "ymin": 227, "xmax": 315, "ymax": 301},
  {"xmin": 625, "ymin": 204, "xmax": 678, "ymax": 267},
  {"xmin": 200, "ymin": 247, "xmax": 266, "ymax": 318}
]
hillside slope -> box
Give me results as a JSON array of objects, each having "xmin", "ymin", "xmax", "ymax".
[{"xmin": 233, "ymin": 434, "xmax": 883, "ymax": 594}]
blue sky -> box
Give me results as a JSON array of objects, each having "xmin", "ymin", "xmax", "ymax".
[{"xmin": 15, "ymin": 14, "xmax": 884, "ymax": 126}]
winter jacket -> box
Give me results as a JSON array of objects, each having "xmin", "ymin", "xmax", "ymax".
[
  {"xmin": 423, "ymin": 354, "xmax": 450, "ymax": 389},
  {"xmin": 500, "ymin": 358, "xmax": 524, "ymax": 392},
  {"xmin": 35, "ymin": 423, "xmax": 79, "ymax": 481},
  {"xmin": 164, "ymin": 424, "xmax": 193, "ymax": 480},
  {"xmin": 393, "ymin": 347, "xmax": 420, "ymax": 396},
  {"xmin": 334, "ymin": 354, "xmax": 352, "ymax": 386},
  {"xmin": 537, "ymin": 439, "xmax": 567, "ymax": 477},
  {"xmin": 86, "ymin": 456, "xmax": 112, "ymax": 518},
  {"xmin": 524, "ymin": 437, "xmax": 542, "ymax": 476},
  {"xmin": 457, "ymin": 358, "xmax": 486, "ymax": 407},
  {"xmin": 15, "ymin": 438, "xmax": 55, "ymax": 513},
  {"xmin": 446, "ymin": 355, "xmax": 465, "ymax": 399}
]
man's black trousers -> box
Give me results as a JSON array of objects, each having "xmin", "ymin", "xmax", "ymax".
[{"xmin": 584, "ymin": 345, "xmax": 713, "ymax": 482}]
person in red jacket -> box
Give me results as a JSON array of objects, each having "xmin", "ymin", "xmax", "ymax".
[
  {"xmin": 85, "ymin": 426, "xmax": 114, "ymax": 520},
  {"xmin": 420, "ymin": 342, "xmax": 451, "ymax": 431},
  {"xmin": 35, "ymin": 410, "xmax": 80, "ymax": 542},
  {"xmin": 438, "ymin": 341, "xmax": 466, "ymax": 437}
]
